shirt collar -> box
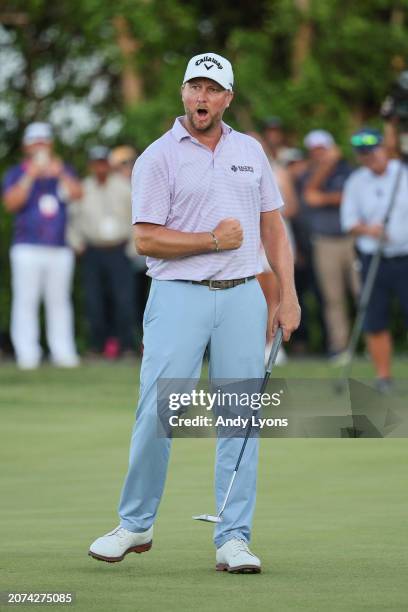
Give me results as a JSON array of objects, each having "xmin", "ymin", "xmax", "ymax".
[
  {"xmin": 367, "ymin": 159, "xmax": 395, "ymax": 180},
  {"xmin": 171, "ymin": 116, "xmax": 232, "ymax": 142}
]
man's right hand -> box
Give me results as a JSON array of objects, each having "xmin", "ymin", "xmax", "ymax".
[
  {"xmin": 26, "ymin": 160, "xmax": 44, "ymax": 179},
  {"xmin": 321, "ymin": 145, "xmax": 342, "ymax": 166},
  {"xmin": 213, "ymin": 218, "xmax": 243, "ymax": 250},
  {"xmin": 366, "ymin": 223, "xmax": 386, "ymax": 239}
]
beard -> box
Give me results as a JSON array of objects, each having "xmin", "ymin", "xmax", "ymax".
[{"xmin": 185, "ymin": 108, "xmax": 218, "ymax": 133}]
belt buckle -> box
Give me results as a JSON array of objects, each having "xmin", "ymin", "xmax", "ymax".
[{"xmin": 208, "ymin": 280, "xmax": 221, "ymax": 290}]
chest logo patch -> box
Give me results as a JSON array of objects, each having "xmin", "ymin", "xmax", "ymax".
[
  {"xmin": 231, "ymin": 165, "xmax": 254, "ymax": 173},
  {"xmin": 38, "ymin": 194, "xmax": 60, "ymax": 218}
]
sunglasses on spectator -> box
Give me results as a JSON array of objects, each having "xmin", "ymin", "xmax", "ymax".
[{"xmin": 351, "ymin": 134, "xmax": 381, "ymax": 148}]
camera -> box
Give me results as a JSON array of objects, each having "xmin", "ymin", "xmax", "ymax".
[
  {"xmin": 381, "ymin": 70, "xmax": 408, "ymax": 124},
  {"xmin": 381, "ymin": 70, "xmax": 408, "ymax": 157}
]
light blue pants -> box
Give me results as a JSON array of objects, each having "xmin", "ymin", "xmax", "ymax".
[{"xmin": 118, "ymin": 279, "xmax": 267, "ymax": 548}]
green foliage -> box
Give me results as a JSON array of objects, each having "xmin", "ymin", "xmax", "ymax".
[
  {"xmin": 2, "ymin": 0, "xmax": 408, "ymax": 153},
  {"xmin": 1, "ymin": 0, "xmax": 408, "ymax": 345}
]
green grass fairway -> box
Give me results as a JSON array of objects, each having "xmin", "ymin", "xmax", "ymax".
[{"xmin": 1, "ymin": 359, "xmax": 407, "ymax": 611}]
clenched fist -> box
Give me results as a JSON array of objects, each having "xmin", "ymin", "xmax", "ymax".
[{"xmin": 213, "ymin": 218, "xmax": 243, "ymax": 251}]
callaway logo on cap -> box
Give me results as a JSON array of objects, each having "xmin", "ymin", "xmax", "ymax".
[{"xmin": 183, "ymin": 53, "xmax": 234, "ymax": 91}]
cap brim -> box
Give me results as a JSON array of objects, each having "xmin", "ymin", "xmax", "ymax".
[
  {"xmin": 354, "ymin": 146, "xmax": 379, "ymax": 154},
  {"xmin": 184, "ymin": 76, "xmax": 230, "ymax": 90},
  {"xmin": 24, "ymin": 138, "xmax": 52, "ymax": 145}
]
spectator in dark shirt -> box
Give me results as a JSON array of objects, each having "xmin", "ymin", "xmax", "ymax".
[
  {"xmin": 282, "ymin": 148, "xmax": 327, "ymax": 353},
  {"xmin": 262, "ymin": 116, "xmax": 292, "ymax": 165},
  {"xmin": 303, "ymin": 130, "xmax": 359, "ymax": 360}
]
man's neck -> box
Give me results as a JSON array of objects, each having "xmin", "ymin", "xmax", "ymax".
[
  {"xmin": 372, "ymin": 161, "xmax": 389, "ymax": 176},
  {"xmin": 182, "ymin": 117, "xmax": 223, "ymax": 152}
]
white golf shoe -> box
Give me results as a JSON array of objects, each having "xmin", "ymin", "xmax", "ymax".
[
  {"xmin": 216, "ymin": 538, "xmax": 261, "ymax": 573},
  {"xmin": 88, "ymin": 525, "xmax": 153, "ymax": 563}
]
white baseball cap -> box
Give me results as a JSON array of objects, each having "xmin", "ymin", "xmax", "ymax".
[
  {"xmin": 23, "ymin": 122, "xmax": 53, "ymax": 145},
  {"xmin": 304, "ymin": 129, "xmax": 334, "ymax": 149},
  {"xmin": 183, "ymin": 53, "xmax": 234, "ymax": 91}
]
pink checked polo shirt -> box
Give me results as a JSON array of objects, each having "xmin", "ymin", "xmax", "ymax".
[{"xmin": 131, "ymin": 117, "xmax": 284, "ymax": 280}]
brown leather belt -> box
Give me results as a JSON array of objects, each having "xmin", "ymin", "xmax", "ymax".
[{"xmin": 186, "ymin": 276, "xmax": 255, "ymax": 290}]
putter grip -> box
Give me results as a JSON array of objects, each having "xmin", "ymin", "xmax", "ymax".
[{"xmin": 266, "ymin": 327, "xmax": 283, "ymax": 373}]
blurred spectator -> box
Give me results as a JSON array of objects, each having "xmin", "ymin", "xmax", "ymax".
[
  {"xmin": 2, "ymin": 122, "xmax": 82, "ymax": 370},
  {"xmin": 262, "ymin": 116, "xmax": 292, "ymax": 165},
  {"xmin": 109, "ymin": 144, "xmax": 148, "ymax": 344},
  {"xmin": 109, "ymin": 145, "xmax": 138, "ymax": 180},
  {"xmin": 283, "ymin": 148, "xmax": 328, "ymax": 353},
  {"xmin": 341, "ymin": 128, "xmax": 408, "ymax": 392},
  {"xmin": 68, "ymin": 146, "xmax": 136, "ymax": 358},
  {"xmin": 303, "ymin": 130, "xmax": 359, "ymax": 360}
]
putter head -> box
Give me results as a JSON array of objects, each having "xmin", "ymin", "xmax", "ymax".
[{"xmin": 192, "ymin": 514, "xmax": 223, "ymax": 523}]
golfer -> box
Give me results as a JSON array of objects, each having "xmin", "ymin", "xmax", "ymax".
[
  {"xmin": 341, "ymin": 128, "xmax": 408, "ymax": 393},
  {"xmin": 89, "ymin": 53, "xmax": 300, "ymax": 573}
]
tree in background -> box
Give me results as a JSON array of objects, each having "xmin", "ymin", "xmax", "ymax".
[
  {"xmin": 1, "ymin": 0, "xmax": 408, "ymax": 340},
  {"xmin": 1, "ymin": 0, "xmax": 407, "ymax": 154}
]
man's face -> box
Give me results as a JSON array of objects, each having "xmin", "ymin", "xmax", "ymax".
[
  {"xmin": 308, "ymin": 146, "xmax": 329, "ymax": 163},
  {"xmin": 357, "ymin": 146, "xmax": 388, "ymax": 175},
  {"xmin": 263, "ymin": 127, "xmax": 284, "ymax": 149},
  {"xmin": 24, "ymin": 141, "xmax": 53, "ymax": 158},
  {"xmin": 114, "ymin": 159, "xmax": 135, "ymax": 180},
  {"xmin": 89, "ymin": 159, "xmax": 110, "ymax": 180},
  {"xmin": 181, "ymin": 78, "xmax": 233, "ymax": 133}
]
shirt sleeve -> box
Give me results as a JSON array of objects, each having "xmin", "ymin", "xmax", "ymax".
[
  {"xmin": 131, "ymin": 151, "xmax": 171, "ymax": 225},
  {"xmin": 63, "ymin": 163, "xmax": 79, "ymax": 178},
  {"xmin": 259, "ymin": 149, "xmax": 284, "ymax": 213},
  {"xmin": 2, "ymin": 165, "xmax": 24, "ymax": 195},
  {"xmin": 340, "ymin": 173, "xmax": 361, "ymax": 233}
]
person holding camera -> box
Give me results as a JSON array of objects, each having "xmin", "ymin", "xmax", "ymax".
[
  {"xmin": 381, "ymin": 70, "xmax": 408, "ymax": 158},
  {"xmin": 2, "ymin": 122, "xmax": 82, "ymax": 369},
  {"xmin": 341, "ymin": 128, "xmax": 408, "ymax": 393}
]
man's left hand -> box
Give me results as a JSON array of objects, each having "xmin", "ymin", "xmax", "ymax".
[
  {"xmin": 272, "ymin": 294, "xmax": 301, "ymax": 342},
  {"xmin": 305, "ymin": 190, "xmax": 326, "ymax": 207},
  {"xmin": 46, "ymin": 158, "xmax": 64, "ymax": 178}
]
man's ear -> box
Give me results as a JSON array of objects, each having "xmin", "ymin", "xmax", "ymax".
[{"xmin": 226, "ymin": 90, "xmax": 234, "ymax": 107}]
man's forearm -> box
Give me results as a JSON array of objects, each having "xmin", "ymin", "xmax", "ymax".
[
  {"xmin": 349, "ymin": 222, "xmax": 384, "ymax": 239},
  {"xmin": 60, "ymin": 173, "xmax": 83, "ymax": 200},
  {"xmin": 267, "ymin": 244, "xmax": 297, "ymax": 299},
  {"xmin": 350, "ymin": 223, "xmax": 368, "ymax": 237},
  {"xmin": 262, "ymin": 221, "xmax": 296, "ymax": 298},
  {"xmin": 260, "ymin": 210, "xmax": 301, "ymax": 340},
  {"xmin": 3, "ymin": 175, "xmax": 33, "ymax": 213},
  {"xmin": 304, "ymin": 188, "xmax": 342, "ymax": 207},
  {"xmin": 306, "ymin": 159, "xmax": 337, "ymax": 190},
  {"xmin": 135, "ymin": 218, "xmax": 243, "ymax": 259},
  {"xmin": 134, "ymin": 224, "xmax": 216, "ymax": 259}
]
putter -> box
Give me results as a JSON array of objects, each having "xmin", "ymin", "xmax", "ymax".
[{"xmin": 193, "ymin": 327, "xmax": 284, "ymax": 524}]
